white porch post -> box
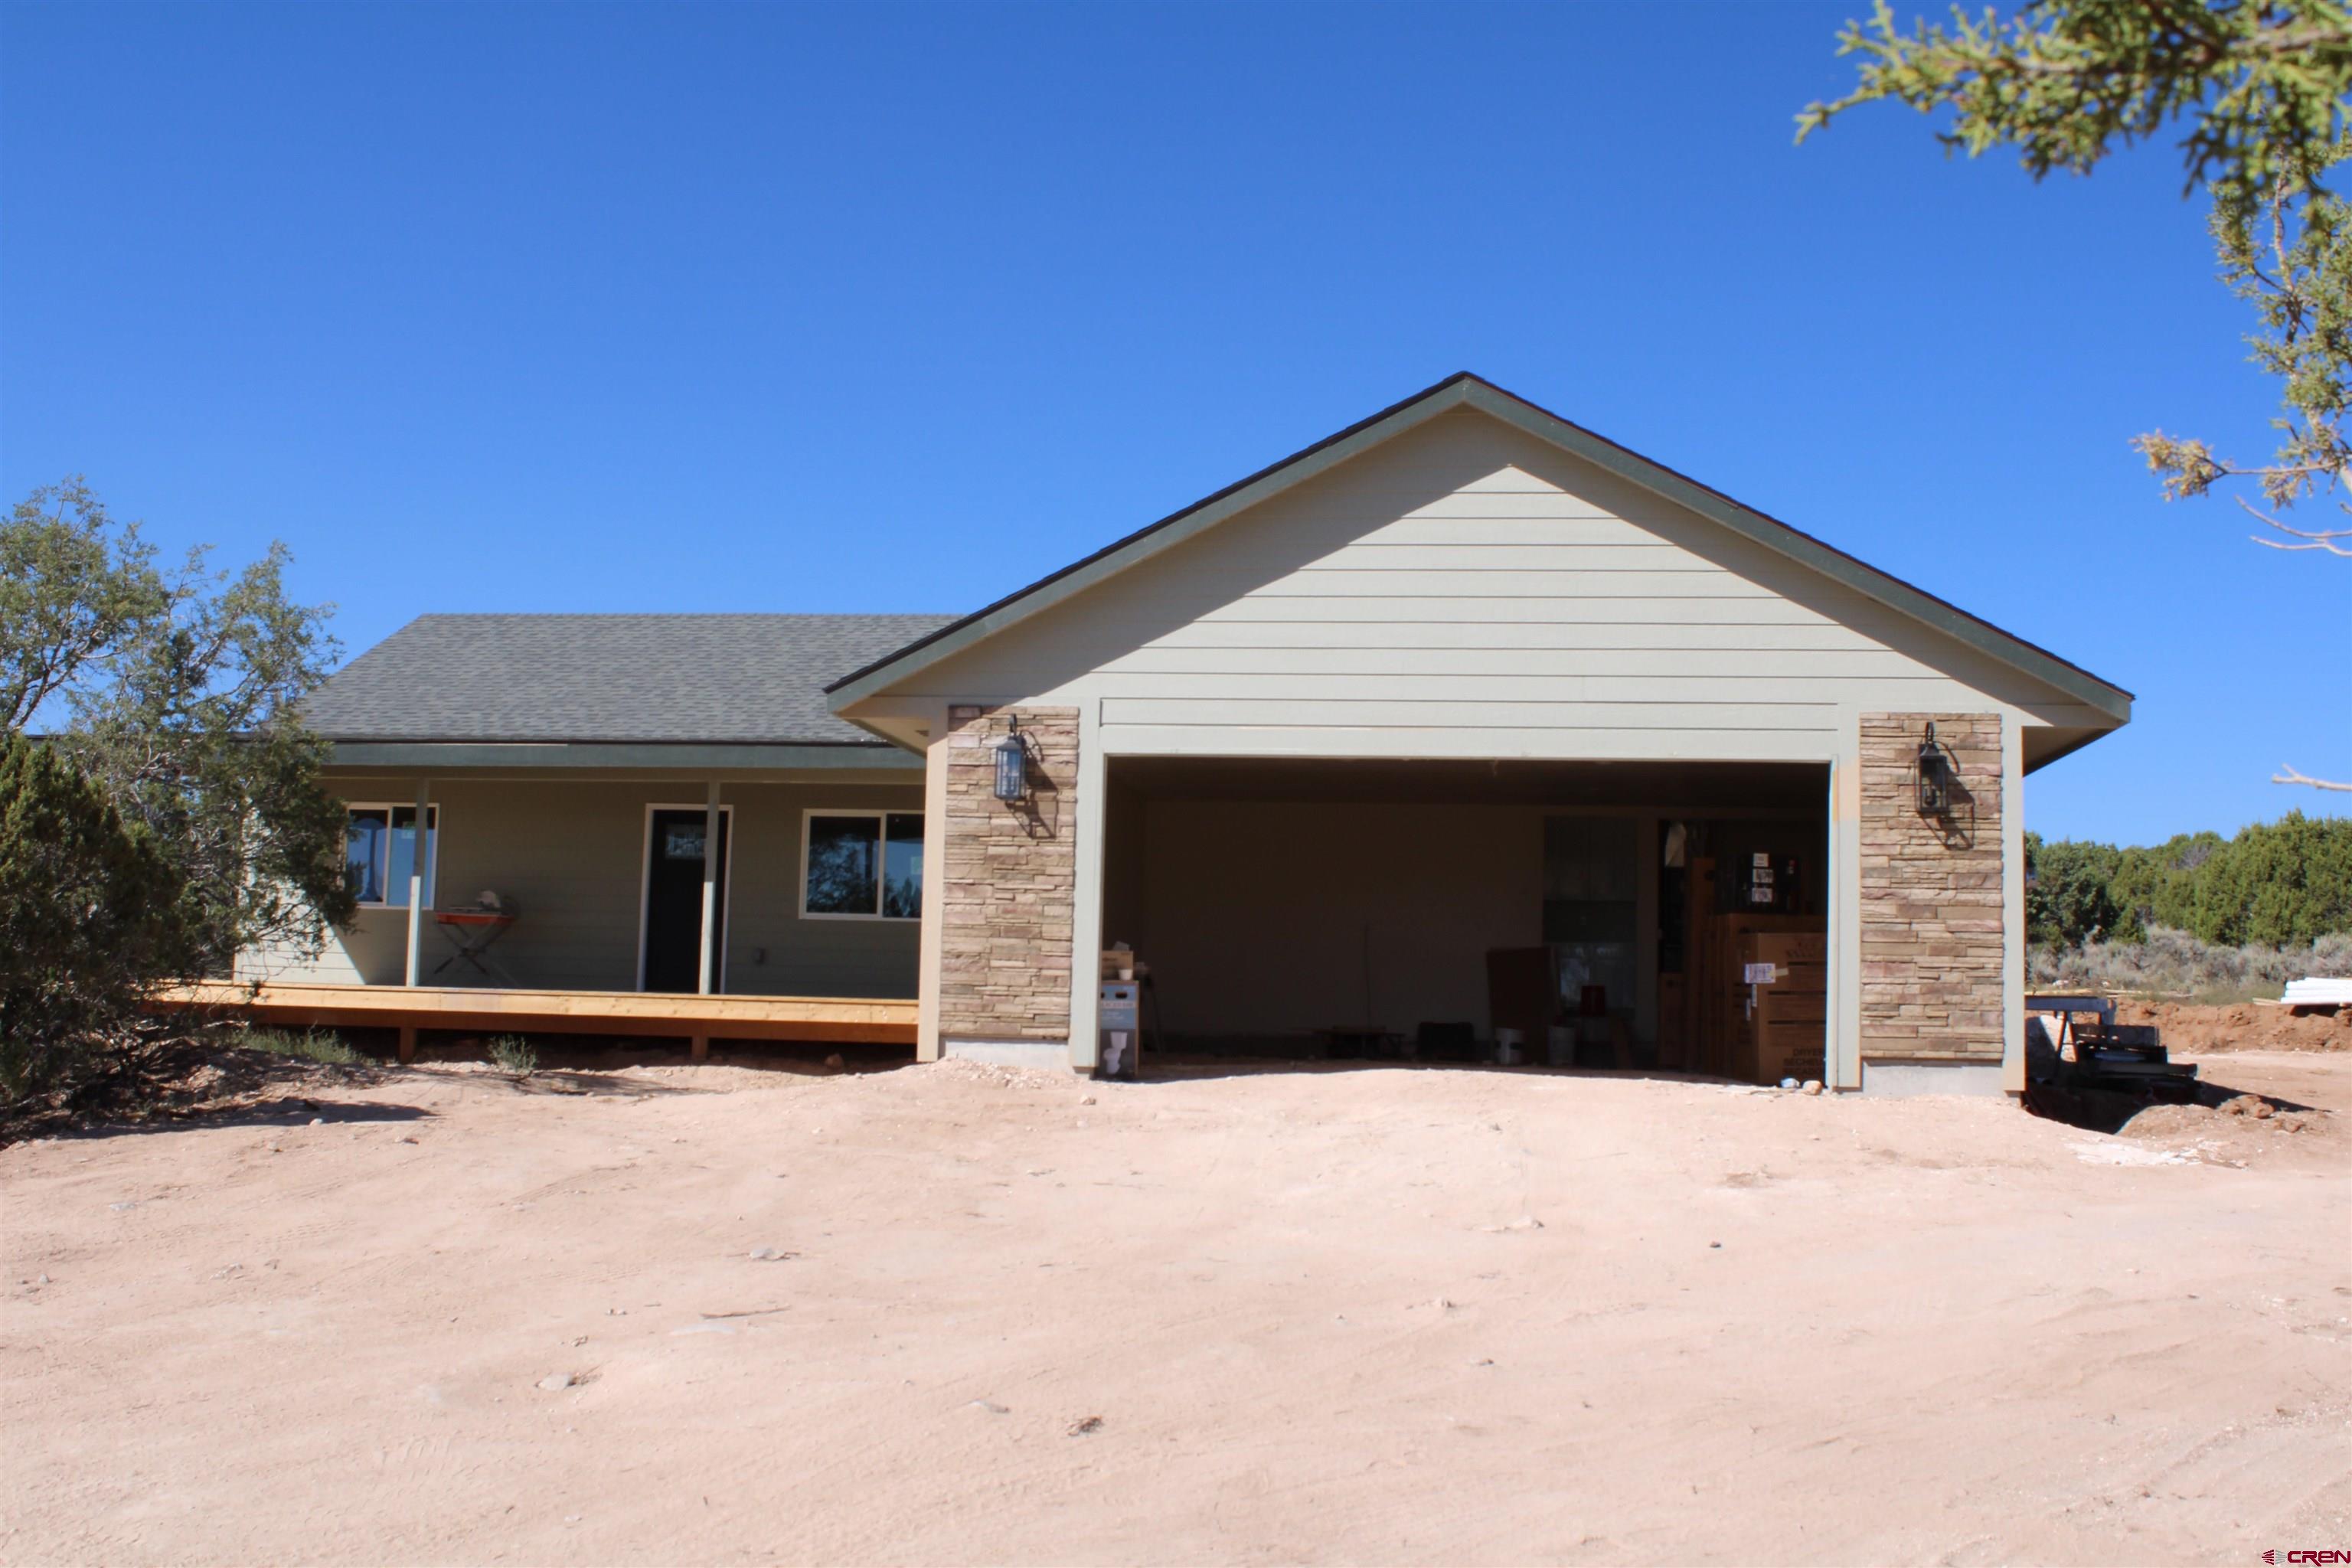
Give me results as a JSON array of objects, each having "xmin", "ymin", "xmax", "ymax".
[
  {"xmin": 1828, "ymin": 732, "xmax": 1864, "ymax": 1091},
  {"xmin": 915, "ymin": 704, "xmax": 951, "ymax": 1063},
  {"xmin": 1065, "ymin": 702, "xmax": 1106, "ymax": 1073},
  {"xmin": 698, "ymin": 781, "xmax": 721, "ymax": 997},
  {"xmin": 2001, "ymin": 713, "xmax": 2027, "ymax": 1093},
  {"xmin": 403, "ymin": 777, "xmax": 430, "ymax": 988}
]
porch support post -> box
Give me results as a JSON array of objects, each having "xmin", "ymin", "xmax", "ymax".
[
  {"xmin": 403, "ymin": 777, "xmax": 430, "ymax": 988},
  {"xmin": 1828, "ymin": 730, "xmax": 1864, "ymax": 1091},
  {"xmin": 915, "ymin": 704, "xmax": 951, "ymax": 1062},
  {"xmin": 2001, "ymin": 714, "xmax": 2027, "ymax": 1093},
  {"xmin": 1065, "ymin": 702, "xmax": 1106, "ymax": 1073},
  {"xmin": 697, "ymin": 781, "xmax": 721, "ymax": 997}
]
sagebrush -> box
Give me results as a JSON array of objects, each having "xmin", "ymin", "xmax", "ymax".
[
  {"xmin": 487, "ymin": 1036, "xmax": 537, "ymax": 1076},
  {"xmin": 2028, "ymin": 926, "xmax": 2352, "ymax": 1000},
  {"xmin": 239, "ymin": 1027, "xmax": 368, "ymax": 1067}
]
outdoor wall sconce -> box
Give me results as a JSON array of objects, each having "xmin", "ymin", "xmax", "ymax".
[
  {"xmin": 992, "ymin": 717, "xmax": 1031, "ymax": 804},
  {"xmin": 1916, "ymin": 720, "xmax": 1955, "ymax": 818}
]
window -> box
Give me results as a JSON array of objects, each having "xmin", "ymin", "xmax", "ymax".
[
  {"xmin": 802, "ymin": 811, "xmax": 922, "ymax": 919},
  {"xmin": 346, "ymin": 804, "xmax": 438, "ymax": 908}
]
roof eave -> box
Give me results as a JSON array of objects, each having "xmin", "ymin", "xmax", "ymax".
[
  {"xmin": 322, "ymin": 739, "xmax": 920, "ymax": 772},
  {"xmin": 835, "ymin": 713, "xmax": 928, "ymax": 756}
]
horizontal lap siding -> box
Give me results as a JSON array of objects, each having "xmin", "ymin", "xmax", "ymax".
[
  {"xmin": 1191, "ymin": 596, "xmax": 1817, "ymax": 623},
  {"xmin": 1099, "ymin": 698, "xmax": 1834, "ymax": 730},
  {"xmin": 730, "ymin": 782, "xmax": 927, "ymax": 999},
  {"xmin": 1218, "ymin": 571, "xmax": 1779, "ymax": 599},
  {"xmin": 1091, "ymin": 727, "xmax": 1842, "ymax": 761},
  {"xmin": 903, "ymin": 410, "xmax": 2029, "ymax": 749},
  {"xmin": 1102, "ymin": 642, "xmax": 1929, "ymax": 674}
]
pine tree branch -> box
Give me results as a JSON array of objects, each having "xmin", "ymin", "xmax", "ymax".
[
  {"xmin": 2275, "ymin": 763, "xmax": 2352, "ymax": 790},
  {"xmin": 2236, "ymin": 493, "xmax": 2352, "ymax": 550}
]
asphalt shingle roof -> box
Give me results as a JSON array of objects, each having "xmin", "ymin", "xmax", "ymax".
[{"xmin": 302, "ymin": 613, "xmax": 953, "ymax": 744}]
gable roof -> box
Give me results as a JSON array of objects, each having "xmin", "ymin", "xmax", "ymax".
[
  {"xmin": 825, "ymin": 373, "xmax": 2133, "ymax": 722},
  {"xmin": 307, "ymin": 613, "xmax": 952, "ymax": 745}
]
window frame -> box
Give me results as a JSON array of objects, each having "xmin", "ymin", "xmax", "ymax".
[
  {"xmin": 344, "ymin": 801, "xmax": 441, "ymax": 910},
  {"xmin": 797, "ymin": 808, "xmax": 925, "ymax": 922}
]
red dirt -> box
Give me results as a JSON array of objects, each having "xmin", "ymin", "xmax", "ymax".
[
  {"xmin": 2113, "ymin": 1000, "xmax": 2352, "ymax": 1054},
  {"xmin": 5, "ymin": 1051, "xmax": 2347, "ymax": 1565}
]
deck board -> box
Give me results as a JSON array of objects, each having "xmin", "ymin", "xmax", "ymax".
[{"xmin": 155, "ymin": 982, "xmax": 918, "ymax": 1045}]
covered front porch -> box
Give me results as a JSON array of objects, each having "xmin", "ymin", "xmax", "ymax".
[{"xmin": 230, "ymin": 740, "xmax": 932, "ymax": 1055}]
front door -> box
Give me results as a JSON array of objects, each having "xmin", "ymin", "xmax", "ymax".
[{"xmin": 642, "ymin": 808, "xmax": 729, "ymax": 993}]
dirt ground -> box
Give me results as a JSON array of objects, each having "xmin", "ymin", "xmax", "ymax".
[
  {"xmin": 5, "ymin": 1046, "xmax": 2349, "ymax": 1567},
  {"xmin": 2115, "ymin": 999, "xmax": 2352, "ymax": 1055}
]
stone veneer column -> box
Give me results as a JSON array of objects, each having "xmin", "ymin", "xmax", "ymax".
[
  {"xmin": 1858, "ymin": 712, "xmax": 2007, "ymax": 1063},
  {"xmin": 938, "ymin": 705, "xmax": 1081, "ymax": 1044}
]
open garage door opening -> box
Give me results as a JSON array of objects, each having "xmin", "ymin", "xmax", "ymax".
[{"xmin": 1099, "ymin": 757, "xmax": 1830, "ymax": 1084}]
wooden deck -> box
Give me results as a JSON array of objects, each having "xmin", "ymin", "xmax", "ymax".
[{"xmin": 157, "ymin": 980, "xmax": 918, "ymax": 1058}]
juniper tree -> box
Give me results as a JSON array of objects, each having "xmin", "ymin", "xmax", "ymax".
[
  {"xmin": 1, "ymin": 480, "xmax": 354, "ymax": 984},
  {"xmin": 1800, "ymin": 0, "xmax": 2352, "ymax": 788},
  {"xmin": 0, "ymin": 730, "xmax": 187, "ymax": 1101}
]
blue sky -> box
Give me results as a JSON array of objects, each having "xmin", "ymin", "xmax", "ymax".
[{"xmin": 3, "ymin": 2, "xmax": 2344, "ymax": 845}]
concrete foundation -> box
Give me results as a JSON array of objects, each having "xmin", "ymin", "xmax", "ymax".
[
  {"xmin": 942, "ymin": 1038, "xmax": 1073, "ymax": 1072},
  {"xmin": 1860, "ymin": 1060, "xmax": 2008, "ymax": 1098}
]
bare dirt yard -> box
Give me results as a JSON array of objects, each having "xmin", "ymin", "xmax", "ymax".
[{"xmin": 5, "ymin": 1043, "xmax": 2349, "ymax": 1566}]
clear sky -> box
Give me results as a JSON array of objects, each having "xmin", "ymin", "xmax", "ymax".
[{"xmin": 3, "ymin": 1, "xmax": 2345, "ymax": 845}]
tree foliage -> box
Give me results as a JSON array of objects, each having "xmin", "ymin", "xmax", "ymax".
[
  {"xmin": 2028, "ymin": 810, "xmax": 2352, "ymax": 948},
  {"xmin": 1802, "ymin": 1, "xmax": 2352, "ymax": 551},
  {"xmin": 1801, "ymin": 1, "xmax": 2352, "ymax": 788},
  {"xmin": 0, "ymin": 730, "xmax": 188, "ymax": 1101},
  {"xmin": 1, "ymin": 480, "xmax": 352, "ymax": 985},
  {"xmin": 2024, "ymin": 831, "xmax": 2132, "ymax": 943},
  {"xmin": 1799, "ymin": 2, "xmax": 2352, "ymax": 199}
]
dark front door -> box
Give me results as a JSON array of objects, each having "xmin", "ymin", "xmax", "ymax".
[{"xmin": 643, "ymin": 808, "xmax": 728, "ymax": 993}]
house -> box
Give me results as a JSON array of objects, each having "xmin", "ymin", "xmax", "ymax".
[
  {"xmin": 227, "ymin": 374, "xmax": 2131, "ymax": 1093},
  {"xmin": 230, "ymin": 614, "xmax": 946, "ymax": 1052}
]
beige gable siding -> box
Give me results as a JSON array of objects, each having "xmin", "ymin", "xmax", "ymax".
[{"xmin": 887, "ymin": 409, "xmax": 2097, "ymax": 754}]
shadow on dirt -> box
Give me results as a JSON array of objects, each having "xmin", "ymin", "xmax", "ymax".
[
  {"xmin": 1135, "ymin": 1054, "xmax": 1731, "ymax": 1088},
  {"xmin": 495, "ymin": 1068, "xmax": 704, "ymax": 1098},
  {"xmin": 4, "ymin": 1037, "xmax": 926, "ymax": 1145},
  {"xmin": 58, "ymin": 1098, "xmax": 439, "ymax": 1140},
  {"xmin": 2019, "ymin": 1027, "xmax": 2321, "ymax": 1135},
  {"xmin": 2025, "ymin": 1076, "xmax": 2318, "ymax": 1136},
  {"xmin": 403, "ymin": 1038, "xmax": 913, "ymax": 1082}
]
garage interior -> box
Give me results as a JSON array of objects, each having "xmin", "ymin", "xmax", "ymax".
[{"xmin": 1099, "ymin": 757, "xmax": 1830, "ymax": 1084}]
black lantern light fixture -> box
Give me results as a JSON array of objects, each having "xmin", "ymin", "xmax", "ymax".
[
  {"xmin": 1916, "ymin": 720, "xmax": 1955, "ymax": 818},
  {"xmin": 992, "ymin": 717, "xmax": 1031, "ymax": 804}
]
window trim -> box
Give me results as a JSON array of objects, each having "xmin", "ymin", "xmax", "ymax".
[
  {"xmin": 345, "ymin": 802, "xmax": 440, "ymax": 910},
  {"xmin": 798, "ymin": 808, "xmax": 924, "ymax": 922}
]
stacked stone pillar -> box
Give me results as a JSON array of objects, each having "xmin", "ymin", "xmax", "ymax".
[
  {"xmin": 938, "ymin": 705, "xmax": 1080, "ymax": 1044},
  {"xmin": 1858, "ymin": 711, "xmax": 2006, "ymax": 1062}
]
